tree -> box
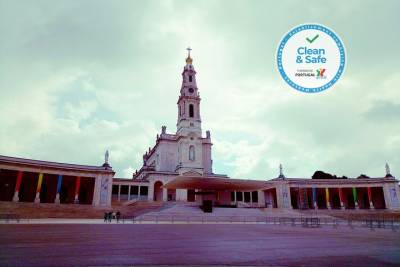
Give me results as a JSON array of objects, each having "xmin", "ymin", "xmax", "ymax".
[{"xmin": 312, "ymin": 171, "xmax": 348, "ymax": 179}]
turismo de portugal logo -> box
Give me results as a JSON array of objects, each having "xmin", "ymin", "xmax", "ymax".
[{"xmin": 277, "ymin": 24, "xmax": 346, "ymax": 93}]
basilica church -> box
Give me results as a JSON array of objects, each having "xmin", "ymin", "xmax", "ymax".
[
  {"xmin": 128, "ymin": 49, "xmax": 228, "ymax": 202},
  {"xmin": 0, "ymin": 50, "xmax": 399, "ymax": 211},
  {"xmin": 111, "ymin": 50, "xmax": 400, "ymax": 211}
]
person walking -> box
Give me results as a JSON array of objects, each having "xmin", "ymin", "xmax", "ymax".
[
  {"xmin": 116, "ymin": 211, "xmax": 121, "ymax": 223},
  {"xmin": 103, "ymin": 212, "xmax": 107, "ymax": 223},
  {"xmin": 108, "ymin": 211, "xmax": 112, "ymax": 223}
]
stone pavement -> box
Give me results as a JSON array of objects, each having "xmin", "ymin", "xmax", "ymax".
[{"xmin": 0, "ymin": 224, "xmax": 399, "ymax": 266}]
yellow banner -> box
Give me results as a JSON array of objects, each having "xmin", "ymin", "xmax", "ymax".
[
  {"xmin": 36, "ymin": 173, "xmax": 43, "ymax": 193},
  {"xmin": 325, "ymin": 188, "xmax": 330, "ymax": 202}
]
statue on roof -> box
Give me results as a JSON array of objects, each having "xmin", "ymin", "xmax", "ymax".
[
  {"xmin": 278, "ymin": 163, "xmax": 286, "ymax": 179},
  {"xmin": 102, "ymin": 150, "xmax": 111, "ymax": 168},
  {"xmin": 385, "ymin": 162, "xmax": 392, "ymax": 177},
  {"xmin": 105, "ymin": 150, "xmax": 109, "ymax": 164}
]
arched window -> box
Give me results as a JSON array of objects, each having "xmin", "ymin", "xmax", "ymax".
[
  {"xmin": 189, "ymin": 75, "xmax": 193, "ymax": 82},
  {"xmin": 189, "ymin": 104, "xmax": 194, "ymax": 117},
  {"xmin": 189, "ymin": 145, "xmax": 195, "ymax": 161}
]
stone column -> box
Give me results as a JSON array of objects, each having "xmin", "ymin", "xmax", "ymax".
[
  {"xmin": 338, "ymin": 188, "xmax": 345, "ymax": 210},
  {"xmin": 162, "ymin": 188, "xmax": 168, "ymax": 201},
  {"xmin": 276, "ymin": 184, "xmax": 292, "ymax": 209},
  {"xmin": 12, "ymin": 171, "xmax": 23, "ymax": 202},
  {"xmin": 367, "ymin": 187, "xmax": 374, "ymax": 209},
  {"xmin": 138, "ymin": 186, "xmax": 141, "ymax": 200},
  {"xmin": 96, "ymin": 174, "xmax": 113, "ymax": 207},
  {"xmin": 250, "ymin": 191, "xmax": 253, "ymax": 206},
  {"xmin": 91, "ymin": 175, "xmax": 101, "ymax": 206},
  {"xmin": 233, "ymin": 190, "xmax": 237, "ymax": 204},
  {"xmin": 104, "ymin": 175, "xmax": 113, "ymax": 207},
  {"xmin": 55, "ymin": 175, "xmax": 62, "ymax": 204},
  {"xmin": 74, "ymin": 176, "xmax": 81, "ymax": 204},
  {"xmin": 382, "ymin": 184, "xmax": 400, "ymax": 210},
  {"xmin": 352, "ymin": 187, "xmax": 359, "ymax": 209},
  {"xmin": 128, "ymin": 185, "xmax": 131, "ymax": 201},
  {"xmin": 257, "ymin": 190, "xmax": 265, "ymax": 208},
  {"xmin": 147, "ymin": 184, "xmax": 153, "ymax": 201},
  {"xmin": 176, "ymin": 189, "xmax": 187, "ymax": 201},
  {"xmin": 325, "ymin": 188, "xmax": 331, "ymax": 209},
  {"xmin": 34, "ymin": 173, "xmax": 43, "ymax": 203},
  {"xmin": 265, "ymin": 191, "xmax": 271, "ymax": 208}
]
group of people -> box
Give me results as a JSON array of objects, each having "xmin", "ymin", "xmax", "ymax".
[{"xmin": 104, "ymin": 211, "xmax": 121, "ymax": 223}]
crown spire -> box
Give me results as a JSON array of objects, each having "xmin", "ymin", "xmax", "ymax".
[{"xmin": 186, "ymin": 47, "xmax": 193, "ymax": 64}]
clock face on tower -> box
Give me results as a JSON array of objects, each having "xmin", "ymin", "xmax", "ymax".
[{"xmin": 188, "ymin": 88, "xmax": 194, "ymax": 93}]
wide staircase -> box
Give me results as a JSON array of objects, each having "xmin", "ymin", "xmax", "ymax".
[
  {"xmin": 0, "ymin": 201, "xmax": 112, "ymax": 219},
  {"xmin": 0, "ymin": 200, "xmax": 167, "ymax": 219},
  {"xmin": 134, "ymin": 203, "xmax": 326, "ymax": 223},
  {"xmin": 112, "ymin": 200, "xmax": 168, "ymax": 217}
]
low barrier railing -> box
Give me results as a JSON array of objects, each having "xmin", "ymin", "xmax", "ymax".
[
  {"xmin": 1, "ymin": 213, "xmax": 399, "ymax": 230},
  {"xmin": 0, "ymin": 213, "xmax": 20, "ymax": 223},
  {"xmin": 118, "ymin": 214, "xmax": 400, "ymax": 230}
]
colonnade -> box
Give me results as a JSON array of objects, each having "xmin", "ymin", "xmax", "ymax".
[
  {"xmin": 231, "ymin": 190, "xmax": 258, "ymax": 206},
  {"xmin": 292, "ymin": 186, "xmax": 385, "ymax": 210},
  {"xmin": 113, "ymin": 184, "xmax": 148, "ymax": 202},
  {"xmin": 9, "ymin": 170, "xmax": 91, "ymax": 204}
]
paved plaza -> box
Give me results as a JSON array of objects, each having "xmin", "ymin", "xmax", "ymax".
[{"xmin": 0, "ymin": 224, "xmax": 399, "ymax": 266}]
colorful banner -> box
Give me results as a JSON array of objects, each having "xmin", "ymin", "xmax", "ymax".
[
  {"xmin": 352, "ymin": 187, "xmax": 358, "ymax": 203},
  {"xmin": 325, "ymin": 188, "xmax": 330, "ymax": 203},
  {"xmin": 367, "ymin": 187, "xmax": 372, "ymax": 202},
  {"xmin": 338, "ymin": 188, "xmax": 343, "ymax": 202},
  {"xmin": 15, "ymin": 171, "xmax": 23, "ymax": 192},
  {"xmin": 36, "ymin": 173, "xmax": 43, "ymax": 193},
  {"xmin": 75, "ymin": 176, "xmax": 81, "ymax": 196},
  {"xmin": 57, "ymin": 175, "xmax": 63, "ymax": 194},
  {"xmin": 312, "ymin": 188, "xmax": 317, "ymax": 203}
]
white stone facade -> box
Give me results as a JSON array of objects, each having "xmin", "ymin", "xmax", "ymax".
[
  {"xmin": 123, "ymin": 53, "xmax": 400, "ymax": 211},
  {"xmin": 128, "ymin": 53, "xmax": 224, "ymax": 202}
]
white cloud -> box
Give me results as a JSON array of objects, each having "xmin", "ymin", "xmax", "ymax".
[{"xmin": 0, "ymin": 1, "xmax": 399, "ymax": 180}]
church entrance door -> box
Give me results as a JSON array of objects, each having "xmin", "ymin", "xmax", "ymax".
[
  {"xmin": 153, "ymin": 181, "xmax": 163, "ymax": 201},
  {"xmin": 187, "ymin": 189, "xmax": 195, "ymax": 202}
]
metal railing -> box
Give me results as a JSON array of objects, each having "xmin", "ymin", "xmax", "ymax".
[
  {"xmin": 1, "ymin": 213, "xmax": 399, "ymax": 231},
  {"xmin": 0, "ymin": 213, "xmax": 20, "ymax": 223},
  {"xmin": 118, "ymin": 214, "xmax": 400, "ymax": 230}
]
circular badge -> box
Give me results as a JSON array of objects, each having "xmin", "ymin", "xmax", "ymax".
[{"xmin": 277, "ymin": 24, "xmax": 346, "ymax": 93}]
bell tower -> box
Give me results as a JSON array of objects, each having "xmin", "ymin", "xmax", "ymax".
[{"xmin": 176, "ymin": 47, "xmax": 202, "ymax": 137}]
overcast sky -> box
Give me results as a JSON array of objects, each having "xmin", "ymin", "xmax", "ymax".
[{"xmin": 0, "ymin": 0, "xmax": 399, "ymax": 180}]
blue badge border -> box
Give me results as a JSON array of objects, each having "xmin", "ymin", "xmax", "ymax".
[{"xmin": 276, "ymin": 24, "xmax": 346, "ymax": 93}]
